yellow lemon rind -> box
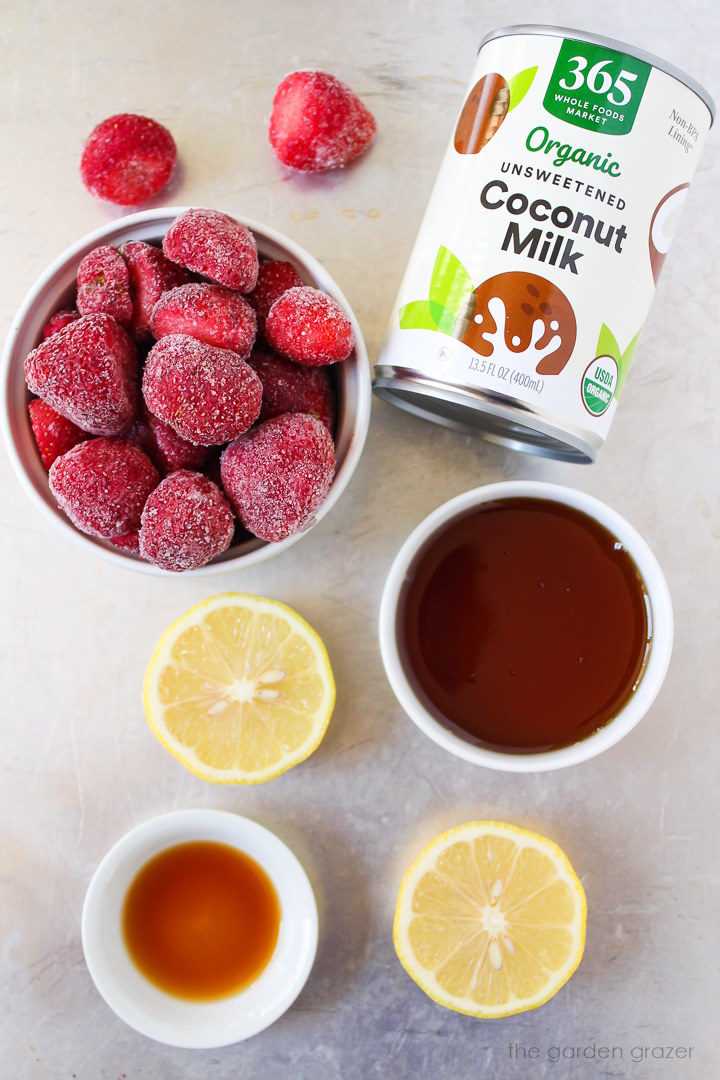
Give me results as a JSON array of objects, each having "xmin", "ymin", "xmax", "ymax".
[
  {"xmin": 143, "ymin": 592, "xmax": 336, "ymax": 785},
  {"xmin": 393, "ymin": 820, "xmax": 587, "ymax": 1019}
]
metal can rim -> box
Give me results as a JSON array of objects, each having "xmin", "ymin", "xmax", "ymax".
[
  {"xmin": 373, "ymin": 366, "xmax": 601, "ymax": 464},
  {"xmin": 478, "ymin": 24, "xmax": 715, "ymax": 126}
]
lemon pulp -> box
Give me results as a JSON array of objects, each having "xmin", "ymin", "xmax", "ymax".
[
  {"xmin": 143, "ymin": 593, "xmax": 335, "ymax": 784},
  {"xmin": 393, "ymin": 821, "xmax": 586, "ymax": 1018}
]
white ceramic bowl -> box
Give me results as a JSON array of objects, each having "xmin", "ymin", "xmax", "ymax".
[
  {"xmin": 379, "ymin": 481, "xmax": 674, "ymax": 772},
  {"xmin": 81, "ymin": 809, "xmax": 318, "ymax": 1048},
  {"xmin": 1, "ymin": 207, "xmax": 371, "ymax": 575}
]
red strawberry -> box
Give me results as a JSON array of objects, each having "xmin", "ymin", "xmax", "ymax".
[
  {"xmin": 249, "ymin": 349, "xmax": 336, "ymax": 433},
  {"xmin": 109, "ymin": 531, "xmax": 140, "ymax": 553},
  {"xmin": 28, "ymin": 399, "xmax": 90, "ymax": 470},
  {"xmin": 76, "ymin": 245, "xmax": 133, "ymax": 328},
  {"xmin": 49, "ymin": 437, "xmax": 159, "ymax": 539},
  {"xmin": 265, "ymin": 286, "xmax": 354, "ymax": 365},
  {"xmin": 80, "ymin": 114, "xmax": 177, "ymax": 207},
  {"xmin": 24, "ymin": 313, "xmax": 139, "ymax": 436},
  {"xmin": 139, "ymin": 470, "xmax": 235, "ymax": 572},
  {"xmin": 163, "ymin": 208, "xmax": 258, "ymax": 292},
  {"xmin": 127, "ymin": 402, "xmax": 211, "ymax": 475},
  {"xmin": 122, "ymin": 240, "xmax": 193, "ymax": 342},
  {"xmin": 42, "ymin": 308, "xmax": 81, "ymax": 340},
  {"xmin": 142, "ymin": 334, "xmax": 262, "ymax": 446},
  {"xmin": 221, "ymin": 413, "xmax": 335, "ymax": 542},
  {"xmin": 269, "ymin": 71, "xmax": 376, "ymax": 172},
  {"xmin": 151, "ymin": 283, "xmax": 257, "ymax": 358},
  {"xmin": 248, "ymin": 260, "xmax": 303, "ymax": 336}
]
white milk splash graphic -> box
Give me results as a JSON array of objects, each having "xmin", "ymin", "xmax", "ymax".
[{"xmin": 476, "ymin": 296, "xmax": 562, "ymax": 370}]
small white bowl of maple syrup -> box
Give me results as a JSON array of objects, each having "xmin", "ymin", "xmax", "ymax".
[
  {"xmin": 81, "ymin": 809, "xmax": 318, "ymax": 1048},
  {"xmin": 379, "ymin": 481, "xmax": 674, "ymax": 772}
]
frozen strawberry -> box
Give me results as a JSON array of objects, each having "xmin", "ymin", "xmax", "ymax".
[
  {"xmin": 109, "ymin": 531, "xmax": 140, "ymax": 553},
  {"xmin": 121, "ymin": 241, "xmax": 193, "ymax": 341},
  {"xmin": 128, "ymin": 402, "xmax": 210, "ymax": 475},
  {"xmin": 265, "ymin": 286, "xmax": 354, "ymax": 366},
  {"xmin": 162, "ymin": 208, "xmax": 258, "ymax": 292},
  {"xmin": 28, "ymin": 399, "xmax": 90, "ymax": 470},
  {"xmin": 49, "ymin": 437, "xmax": 159, "ymax": 539},
  {"xmin": 42, "ymin": 308, "xmax": 80, "ymax": 340},
  {"xmin": 80, "ymin": 114, "xmax": 177, "ymax": 206},
  {"xmin": 249, "ymin": 349, "xmax": 335, "ymax": 433},
  {"xmin": 139, "ymin": 470, "xmax": 234, "ymax": 572},
  {"xmin": 269, "ymin": 71, "xmax": 376, "ymax": 172},
  {"xmin": 220, "ymin": 413, "xmax": 335, "ymax": 542},
  {"xmin": 76, "ymin": 245, "xmax": 133, "ymax": 328},
  {"xmin": 248, "ymin": 260, "xmax": 303, "ymax": 336},
  {"xmin": 151, "ymin": 283, "xmax": 257, "ymax": 358},
  {"xmin": 24, "ymin": 313, "xmax": 139, "ymax": 435},
  {"xmin": 142, "ymin": 334, "xmax": 262, "ymax": 446}
]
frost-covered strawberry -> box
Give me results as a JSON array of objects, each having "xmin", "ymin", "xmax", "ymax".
[
  {"xmin": 42, "ymin": 308, "xmax": 80, "ymax": 340},
  {"xmin": 139, "ymin": 470, "xmax": 235, "ymax": 572},
  {"xmin": 24, "ymin": 313, "xmax": 139, "ymax": 435},
  {"xmin": 49, "ymin": 437, "xmax": 159, "ymax": 539},
  {"xmin": 151, "ymin": 283, "xmax": 257, "ymax": 358},
  {"xmin": 109, "ymin": 531, "xmax": 140, "ymax": 553},
  {"xmin": 269, "ymin": 71, "xmax": 376, "ymax": 172},
  {"xmin": 163, "ymin": 208, "xmax": 258, "ymax": 292},
  {"xmin": 80, "ymin": 114, "xmax": 177, "ymax": 206},
  {"xmin": 142, "ymin": 334, "xmax": 262, "ymax": 446},
  {"xmin": 127, "ymin": 402, "xmax": 211, "ymax": 475},
  {"xmin": 28, "ymin": 399, "xmax": 89, "ymax": 470},
  {"xmin": 248, "ymin": 260, "xmax": 303, "ymax": 336},
  {"xmin": 76, "ymin": 245, "xmax": 133, "ymax": 328},
  {"xmin": 221, "ymin": 413, "xmax": 335, "ymax": 542},
  {"xmin": 122, "ymin": 240, "xmax": 193, "ymax": 341},
  {"xmin": 249, "ymin": 349, "xmax": 335, "ymax": 433},
  {"xmin": 265, "ymin": 286, "xmax": 354, "ymax": 365}
]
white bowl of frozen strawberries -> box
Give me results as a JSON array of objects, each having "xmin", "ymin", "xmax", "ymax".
[{"xmin": 1, "ymin": 207, "xmax": 371, "ymax": 574}]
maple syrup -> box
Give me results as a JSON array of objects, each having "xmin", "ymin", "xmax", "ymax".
[
  {"xmin": 398, "ymin": 498, "xmax": 651, "ymax": 753},
  {"xmin": 123, "ymin": 841, "xmax": 281, "ymax": 1000}
]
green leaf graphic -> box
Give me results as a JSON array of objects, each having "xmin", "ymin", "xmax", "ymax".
[
  {"xmin": 428, "ymin": 302, "xmax": 456, "ymax": 334},
  {"xmin": 398, "ymin": 299, "xmax": 456, "ymax": 334},
  {"xmin": 428, "ymin": 246, "xmax": 474, "ymax": 320},
  {"xmin": 616, "ymin": 328, "xmax": 642, "ymax": 397},
  {"xmin": 596, "ymin": 323, "xmax": 621, "ymax": 363},
  {"xmin": 507, "ymin": 66, "xmax": 538, "ymax": 112},
  {"xmin": 399, "ymin": 300, "xmax": 438, "ymax": 331},
  {"xmin": 594, "ymin": 323, "xmax": 643, "ymax": 399},
  {"xmin": 399, "ymin": 245, "xmax": 477, "ymax": 335}
]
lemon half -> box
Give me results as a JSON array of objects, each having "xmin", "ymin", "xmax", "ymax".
[
  {"xmin": 143, "ymin": 593, "xmax": 335, "ymax": 784},
  {"xmin": 393, "ymin": 821, "xmax": 586, "ymax": 1018}
]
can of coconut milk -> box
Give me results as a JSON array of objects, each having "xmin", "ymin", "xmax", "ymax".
[{"xmin": 374, "ymin": 25, "xmax": 714, "ymax": 461}]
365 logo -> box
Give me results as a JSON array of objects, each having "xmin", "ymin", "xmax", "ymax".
[{"xmin": 544, "ymin": 38, "xmax": 651, "ymax": 135}]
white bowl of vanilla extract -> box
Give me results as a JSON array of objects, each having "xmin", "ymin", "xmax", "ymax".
[
  {"xmin": 379, "ymin": 481, "xmax": 673, "ymax": 772},
  {"xmin": 81, "ymin": 809, "xmax": 318, "ymax": 1047}
]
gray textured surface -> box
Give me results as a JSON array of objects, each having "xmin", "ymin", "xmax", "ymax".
[{"xmin": 1, "ymin": 1, "xmax": 718, "ymax": 1077}]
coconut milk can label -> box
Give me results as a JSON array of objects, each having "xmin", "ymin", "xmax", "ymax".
[
  {"xmin": 543, "ymin": 39, "xmax": 651, "ymax": 135},
  {"xmin": 376, "ymin": 29, "xmax": 712, "ymax": 455}
]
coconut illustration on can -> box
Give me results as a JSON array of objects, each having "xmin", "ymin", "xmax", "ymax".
[
  {"xmin": 454, "ymin": 74, "xmax": 510, "ymax": 154},
  {"xmin": 649, "ymin": 184, "xmax": 690, "ymax": 282},
  {"xmin": 374, "ymin": 25, "xmax": 714, "ymax": 462}
]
